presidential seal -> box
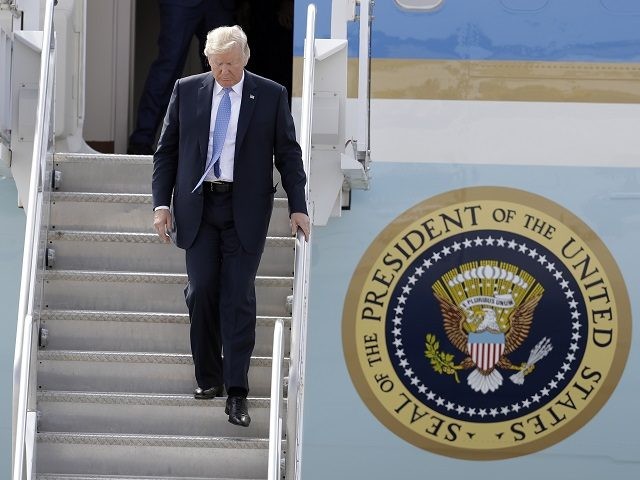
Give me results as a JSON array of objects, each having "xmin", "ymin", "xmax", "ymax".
[{"xmin": 342, "ymin": 187, "xmax": 630, "ymax": 459}]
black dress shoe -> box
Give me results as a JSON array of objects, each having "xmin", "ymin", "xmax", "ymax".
[
  {"xmin": 225, "ymin": 396, "xmax": 251, "ymax": 427},
  {"xmin": 194, "ymin": 385, "xmax": 224, "ymax": 399}
]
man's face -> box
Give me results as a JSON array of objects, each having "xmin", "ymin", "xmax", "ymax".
[{"xmin": 208, "ymin": 46, "xmax": 245, "ymax": 88}]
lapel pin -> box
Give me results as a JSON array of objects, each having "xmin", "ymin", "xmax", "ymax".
[{"xmin": 250, "ymin": 94, "xmax": 255, "ymax": 100}]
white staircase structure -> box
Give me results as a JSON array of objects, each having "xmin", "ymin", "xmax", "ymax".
[
  {"xmin": 34, "ymin": 152, "xmax": 293, "ymax": 479},
  {"xmin": 11, "ymin": 1, "xmax": 371, "ymax": 478}
]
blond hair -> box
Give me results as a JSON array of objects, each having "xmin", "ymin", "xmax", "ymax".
[{"xmin": 204, "ymin": 25, "xmax": 250, "ymax": 64}]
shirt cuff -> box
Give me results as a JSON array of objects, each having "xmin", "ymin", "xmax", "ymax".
[{"xmin": 154, "ymin": 206, "xmax": 170, "ymax": 211}]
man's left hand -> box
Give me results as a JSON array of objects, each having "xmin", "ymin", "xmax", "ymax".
[{"xmin": 290, "ymin": 212, "xmax": 310, "ymax": 242}]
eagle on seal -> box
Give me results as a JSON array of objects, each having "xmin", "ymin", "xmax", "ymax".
[{"xmin": 434, "ymin": 292, "xmax": 543, "ymax": 394}]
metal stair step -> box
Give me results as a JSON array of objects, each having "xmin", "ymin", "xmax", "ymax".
[
  {"xmin": 38, "ymin": 391, "xmax": 275, "ymax": 438},
  {"xmin": 41, "ymin": 270, "xmax": 293, "ymax": 316},
  {"xmin": 49, "ymin": 192, "xmax": 291, "ymax": 236},
  {"xmin": 37, "ymin": 350, "xmax": 286, "ymax": 396},
  {"xmin": 53, "ymin": 154, "xmax": 153, "ymax": 193},
  {"xmin": 47, "ymin": 230, "xmax": 295, "ymax": 276},
  {"xmin": 37, "ymin": 474, "xmax": 265, "ymax": 480},
  {"xmin": 53, "ymin": 152, "xmax": 286, "ymax": 198},
  {"xmin": 36, "ymin": 432, "xmax": 269, "ymax": 478},
  {"xmin": 39, "ymin": 310, "xmax": 291, "ymax": 356}
]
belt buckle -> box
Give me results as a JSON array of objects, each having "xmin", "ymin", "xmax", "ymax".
[{"xmin": 207, "ymin": 181, "xmax": 230, "ymax": 193}]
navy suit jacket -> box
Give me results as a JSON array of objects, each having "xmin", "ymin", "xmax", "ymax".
[{"xmin": 152, "ymin": 70, "xmax": 308, "ymax": 253}]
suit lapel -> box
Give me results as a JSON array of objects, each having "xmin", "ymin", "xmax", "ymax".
[
  {"xmin": 197, "ymin": 74, "xmax": 214, "ymax": 166},
  {"xmin": 235, "ymin": 71, "xmax": 258, "ymax": 160}
]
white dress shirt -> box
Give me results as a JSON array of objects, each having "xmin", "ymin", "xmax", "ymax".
[{"xmin": 204, "ymin": 73, "xmax": 244, "ymax": 182}]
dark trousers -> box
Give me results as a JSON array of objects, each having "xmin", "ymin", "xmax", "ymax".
[
  {"xmin": 130, "ymin": 0, "xmax": 234, "ymax": 147},
  {"xmin": 184, "ymin": 189, "xmax": 262, "ymax": 395}
]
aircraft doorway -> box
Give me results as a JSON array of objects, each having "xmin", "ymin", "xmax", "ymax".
[{"xmin": 84, "ymin": 0, "xmax": 295, "ymax": 154}]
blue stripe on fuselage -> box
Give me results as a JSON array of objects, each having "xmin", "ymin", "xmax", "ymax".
[{"xmin": 294, "ymin": 0, "xmax": 640, "ymax": 62}]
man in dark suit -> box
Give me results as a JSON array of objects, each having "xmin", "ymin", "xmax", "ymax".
[
  {"xmin": 128, "ymin": 0, "xmax": 235, "ymax": 155},
  {"xmin": 152, "ymin": 25, "xmax": 309, "ymax": 427}
]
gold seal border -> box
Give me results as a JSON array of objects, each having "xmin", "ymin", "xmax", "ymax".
[{"xmin": 342, "ymin": 186, "xmax": 632, "ymax": 460}]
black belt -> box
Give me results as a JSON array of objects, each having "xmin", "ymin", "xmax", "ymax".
[{"xmin": 203, "ymin": 181, "xmax": 233, "ymax": 193}]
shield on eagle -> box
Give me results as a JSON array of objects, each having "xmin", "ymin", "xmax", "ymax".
[{"xmin": 467, "ymin": 331, "xmax": 506, "ymax": 371}]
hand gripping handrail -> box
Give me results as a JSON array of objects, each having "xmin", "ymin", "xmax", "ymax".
[{"xmin": 12, "ymin": 0, "xmax": 56, "ymax": 478}]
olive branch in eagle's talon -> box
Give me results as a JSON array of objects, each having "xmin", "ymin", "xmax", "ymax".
[{"xmin": 425, "ymin": 333, "xmax": 466, "ymax": 383}]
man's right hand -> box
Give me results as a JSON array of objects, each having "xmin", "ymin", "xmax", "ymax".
[{"xmin": 153, "ymin": 209, "xmax": 173, "ymax": 244}]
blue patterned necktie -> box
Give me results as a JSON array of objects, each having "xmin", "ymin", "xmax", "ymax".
[{"xmin": 193, "ymin": 87, "xmax": 232, "ymax": 192}]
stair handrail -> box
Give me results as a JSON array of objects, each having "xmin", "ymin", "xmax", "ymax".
[
  {"xmin": 12, "ymin": 0, "xmax": 57, "ymax": 478},
  {"xmin": 280, "ymin": 4, "xmax": 316, "ymax": 480}
]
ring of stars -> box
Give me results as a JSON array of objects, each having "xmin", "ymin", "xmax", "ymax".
[{"xmin": 391, "ymin": 234, "xmax": 584, "ymax": 420}]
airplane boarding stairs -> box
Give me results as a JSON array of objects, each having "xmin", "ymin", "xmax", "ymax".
[{"xmin": 32, "ymin": 152, "xmax": 295, "ymax": 479}]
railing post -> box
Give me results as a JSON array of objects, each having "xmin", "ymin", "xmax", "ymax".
[
  {"xmin": 25, "ymin": 411, "xmax": 37, "ymax": 479},
  {"xmin": 356, "ymin": 0, "xmax": 372, "ymax": 167},
  {"xmin": 268, "ymin": 319, "xmax": 285, "ymax": 480}
]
